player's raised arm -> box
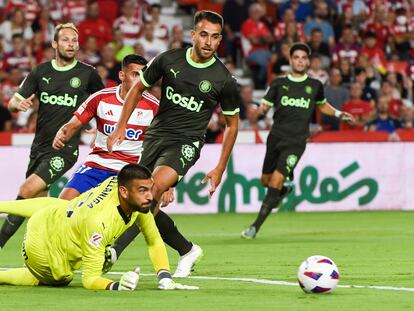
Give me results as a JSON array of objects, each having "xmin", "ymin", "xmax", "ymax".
[
  {"xmin": 203, "ymin": 113, "xmax": 239, "ymax": 196},
  {"xmin": 106, "ymin": 79, "xmax": 147, "ymax": 152}
]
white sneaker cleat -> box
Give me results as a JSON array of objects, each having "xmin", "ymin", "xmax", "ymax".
[
  {"xmin": 240, "ymin": 226, "xmax": 257, "ymax": 239},
  {"xmin": 173, "ymin": 244, "xmax": 203, "ymax": 278}
]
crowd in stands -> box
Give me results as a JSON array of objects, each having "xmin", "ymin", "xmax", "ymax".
[{"xmin": 0, "ymin": 0, "xmax": 413, "ymax": 143}]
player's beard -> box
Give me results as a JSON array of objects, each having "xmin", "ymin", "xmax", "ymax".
[
  {"xmin": 57, "ymin": 49, "xmax": 76, "ymax": 63},
  {"xmin": 194, "ymin": 44, "xmax": 214, "ymax": 62}
]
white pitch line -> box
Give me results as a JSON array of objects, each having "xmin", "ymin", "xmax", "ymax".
[
  {"xmin": 1, "ymin": 268, "xmax": 413, "ymax": 293},
  {"xmin": 105, "ymin": 272, "xmax": 414, "ymax": 293}
]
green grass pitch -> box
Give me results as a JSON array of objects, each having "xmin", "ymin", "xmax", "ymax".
[{"xmin": 1, "ymin": 211, "xmax": 413, "ymax": 311}]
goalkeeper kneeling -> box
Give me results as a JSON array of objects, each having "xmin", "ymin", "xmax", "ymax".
[{"xmin": 0, "ymin": 164, "xmax": 198, "ymax": 291}]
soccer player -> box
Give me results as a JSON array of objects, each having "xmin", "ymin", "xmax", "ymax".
[
  {"xmin": 240, "ymin": 43, "xmax": 355, "ymax": 239},
  {"xmin": 0, "ymin": 23, "xmax": 104, "ymax": 249},
  {"xmin": 107, "ymin": 10, "xmax": 240, "ymax": 277},
  {"xmin": 53, "ymin": 54, "xmax": 161, "ymax": 200},
  {"xmin": 0, "ymin": 164, "xmax": 198, "ymax": 291}
]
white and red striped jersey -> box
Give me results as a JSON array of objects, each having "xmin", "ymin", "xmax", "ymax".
[
  {"xmin": 113, "ymin": 16, "xmax": 143, "ymax": 47},
  {"xmin": 74, "ymin": 85, "xmax": 159, "ymax": 171},
  {"xmin": 63, "ymin": 0, "xmax": 87, "ymax": 25}
]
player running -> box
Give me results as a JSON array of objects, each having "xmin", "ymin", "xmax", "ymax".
[
  {"xmin": 240, "ymin": 43, "xmax": 355, "ymax": 239},
  {"xmin": 0, "ymin": 164, "xmax": 198, "ymax": 291},
  {"xmin": 107, "ymin": 10, "xmax": 241, "ymax": 277},
  {"xmin": 0, "ymin": 23, "xmax": 104, "ymax": 249}
]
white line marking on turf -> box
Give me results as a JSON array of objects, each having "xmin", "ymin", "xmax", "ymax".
[{"xmin": 1, "ymin": 268, "xmax": 413, "ymax": 292}]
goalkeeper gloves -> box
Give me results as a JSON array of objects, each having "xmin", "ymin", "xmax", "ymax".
[
  {"xmin": 109, "ymin": 267, "xmax": 140, "ymax": 291},
  {"xmin": 158, "ymin": 277, "xmax": 199, "ymax": 290}
]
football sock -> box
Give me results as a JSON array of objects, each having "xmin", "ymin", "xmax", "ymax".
[
  {"xmin": 155, "ymin": 210, "xmax": 192, "ymax": 256},
  {"xmin": 112, "ymin": 224, "xmax": 141, "ymax": 257},
  {"xmin": 0, "ymin": 196, "xmax": 26, "ymax": 248},
  {"xmin": 0, "ymin": 268, "xmax": 39, "ymax": 286},
  {"xmin": 252, "ymin": 187, "xmax": 282, "ymax": 232}
]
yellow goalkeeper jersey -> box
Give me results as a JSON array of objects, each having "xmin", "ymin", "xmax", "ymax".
[{"xmin": 1, "ymin": 176, "xmax": 169, "ymax": 289}]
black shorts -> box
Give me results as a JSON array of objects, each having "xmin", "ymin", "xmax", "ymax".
[
  {"xmin": 262, "ymin": 133, "xmax": 306, "ymax": 179},
  {"xmin": 140, "ymin": 137, "xmax": 202, "ymax": 181},
  {"xmin": 26, "ymin": 146, "xmax": 78, "ymax": 187}
]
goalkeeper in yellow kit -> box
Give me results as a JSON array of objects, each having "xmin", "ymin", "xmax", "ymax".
[{"xmin": 0, "ymin": 164, "xmax": 197, "ymax": 291}]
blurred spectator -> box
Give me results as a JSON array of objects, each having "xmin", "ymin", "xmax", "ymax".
[
  {"xmin": 280, "ymin": 21, "xmax": 305, "ymax": 46},
  {"xmin": 113, "ymin": 0, "xmax": 143, "ymax": 48},
  {"xmin": 137, "ymin": 21, "xmax": 167, "ymax": 60},
  {"xmin": 333, "ymin": 3, "xmax": 356, "ymax": 41},
  {"xmin": 38, "ymin": 43, "xmax": 54, "ymax": 64},
  {"xmin": 46, "ymin": 0, "xmax": 66, "ymax": 23},
  {"xmin": 342, "ymin": 82, "xmax": 374, "ymax": 130},
  {"xmin": 337, "ymin": 0, "xmax": 368, "ymax": 20},
  {"xmin": 278, "ymin": 0, "xmax": 313, "ymax": 23},
  {"xmin": 273, "ymin": 8, "xmax": 305, "ymax": 43},
  {"xmin": 0, "ymin": 91, "xmax": 12, "ymax": 131},
  {"xmin": 354, "ymin": 68, "xmax": 377, "ymax": 103},
  {"xmin": 134, "ymin": 41, "xmax": 146, "ymax": 59},
  {"xmin": 111, "ymin": 27, "xmax": 134, "ymax": 63},
  {"xmin": 366, "ymin": 96, "xmax": 401, "ymax": 133},
  {"xmin": 3, "ymin": 0, "xmax": 40, "ymax": 25},
  {"xmin": 97, "ymin": 0, "xmax": 119, "ymax": 25},
  {"xmin": 331, "ymin": 25, "xmax": 361, "ymax": 66},
  {"xmin": 205, "ymin": 107, "xmax": 226, "ymax": 143},
  {"xmin": 400, "ymin": 105, "xmax": 414, "ymax": 129},
  {"xmin": 307, "ymin": 28, "xmax": 330, "ymax": 68},
  {"xmin": 31, "ymin": 6, "xmax": 55, "ymax": 45},
  {"xmin": 19, "ymin": 109, "xmax": 38, "ymax": 133},
  {"xmin": 304, "ymin": 1, "xmax": 335, "ymax": 48},
  {"xmin": 169, "ymin": 25, "xmax": 192, "ymax": 49},
  {"xmin": 379, "ymin": 80, "xmax": 403, "ymax": 118},
  {"xmin": 390, "ymin": 7, "xmax": 414, "ymax": 61},
  {"xmin": 360, "ymin": 32, "xmax": 387, "ymax": 73},
  {"xmin": 1, "ymin": 66, "xmax": 23, "ymax": 102},
  {"xmin": 239, "ymin": 84, "xmax": 271, "ymax": 130},
  {"xmin": 100, "ymin": 43, "xmax": 121, "ymax": 83},
  {"xmin": 307, "ymin": 53, "xmax": 328, "ymax": 84},
  {"xmin": 338, "ymin": 57, "xmax": 354, "ymax": 88},
  {"xmin": 270, "ymin": 41, "xmax": 290, "ymax": 81},
  {"xmin": 355, "ymin": 53, "xmax": 382, "ymax": 87},
  {"xmin": 78, "ymin": 0, "xmax": 111, "ymax": 49},
  {"xmin": 147, "ymin": 4, "xmax": 168, "ymax": 41},
  {"xmin": 82, "ymin": 36, "xmax": 100, "ymax": 66},
  {"xmin": 364, "ymin": 4, "xmax": 391, "ymax": 52},
  {"xmin": 0, "ymin": 7, "xmax": 33, "ymax": 53},
  {"xmin": 222, "ymin": 0, "xmax": 251, "ymax": 64},
  {"xmin": 62, "ymin": 0, "xmax": 87, "ymax": 26},
  {"xmin": 322, "ymin": 68, "xmax": 349, "ymax": 130},
  {"xmin": 2, "ymin": 33, "xmax": 33, "ymax": 77},
  {"xmin": 240, "ymin": 3, "xmax": 273, "ymax": 89},
  {"xmin": 95, "ymin": 63, "xmax": 117, "ymax": 88}
]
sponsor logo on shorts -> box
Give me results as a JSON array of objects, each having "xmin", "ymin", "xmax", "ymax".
[
  {"xmin": 50, "ymin": 156, "xmax": 65, "ymax": 172},
  {"xmin": 88, "ymin": 232, "xmax": 103, "ymax": 247},
  {"xmin": 166, "ymin": 86, "xmax": 203, "ymax": 112},
  {"xmin": 286, "ymin": 154, "xmax": 298, "ymax": 168},
  {"xmin": 281, "ymin": 96, "xmax": 310, "ymax": 109},
  {"xmin": 199, "ymin": 80, "xmax": 212, "ymax": 93},
  {"xmin": 70, "ymin": 77, "xmax": 81, "ymax": 88}
]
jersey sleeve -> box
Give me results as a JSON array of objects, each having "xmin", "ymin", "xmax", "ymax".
[
  {"xmin": 135, "ymin": 212, "xmax": 170, "ymax": 273},
  {"xmin": 142, "ymin": 91, "xmax": 160, "ymax": 115},
  {"xmin": 315, "ymin": 81, "xmax": 327, "ymax": 105},
  {"xmin": 219, "ymin": 75, "xmax": 241, "ymax": 115},
  {"xmin": 262, "ymin": 83, "xmax": 278, "ymax": 107},
  {"xmin": 140, "ymin": 53, "xmax": 164, "ymax": 88},
  {"xmin": 15, "ymin": 67, "xmax": 39, "ymax": 100},
  {"xmin": 86, "ymin": 68, "xmax": 105, "ymax": 94},
  {"xmin": 80, "ymin": 218, "xmax": 113, "ymax": 290},
  {"xmin": 74, "ymin": 92, "xmax": 101, "ymax": 124}
]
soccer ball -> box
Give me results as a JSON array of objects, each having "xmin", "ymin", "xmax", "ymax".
[{"xmin": 297, "ymin": 255, "xmax": 339, "ymax": 294}]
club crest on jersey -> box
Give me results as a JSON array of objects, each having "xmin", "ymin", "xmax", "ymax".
[
  {"xmin": 88, "ymin": 232, "xmax": 103, "ymax": 247},
  {"xmin": 305, "ymin": 86, "xmax": 313, "ymax": 94},
  {"xmin": 50, "ymin": 156, "xmax": 65, "ymax": 172},
  {"xmin": 286, "ymin": 154, "xmax": 298, "ymax": 168},
  {"xmin": 199, "ymin": 80, "xmax": 212, "ymax": 93},
  {"xmin": 70, "ymin": 77, "xmax": 81, "ymax": 88},
  {"xmin": 181, "ymin": 144, "xmax": 195, "ymax": 161}
]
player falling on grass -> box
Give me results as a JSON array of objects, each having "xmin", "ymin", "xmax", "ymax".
[
  {"xmin": 241, "ymin": 43, "xmax": 355, "ymax": 239},
  {"xmin": 0, "ymin": 164, "xmax": 198, "ymax": 291},
  {"xmin": 0, "ymin": 23, "xmax": 104, "ymax": 250},
  {"xmin": 107, "ymin": 10, "xmax": 241, "ymax": 277}
]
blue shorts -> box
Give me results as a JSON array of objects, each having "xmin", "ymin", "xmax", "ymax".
[{"xmin": 65, "ymin": 165, "xmax": 117, "ymax": 194}]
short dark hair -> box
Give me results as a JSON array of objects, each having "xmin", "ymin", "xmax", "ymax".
[
  {"xmin": 289, "ymin": 42, "xmax": 311, "ymax": 57},
  {"xmin": 193, "ymin": 10, "xmax": 223, "ymax": 30},
  {"xmin": 118, "ymin": 164, "xmax": 152, "ymax": 187},
  {"xmin": 122, "ymin": 54, "xmax": 148, "ymax": 69}
]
